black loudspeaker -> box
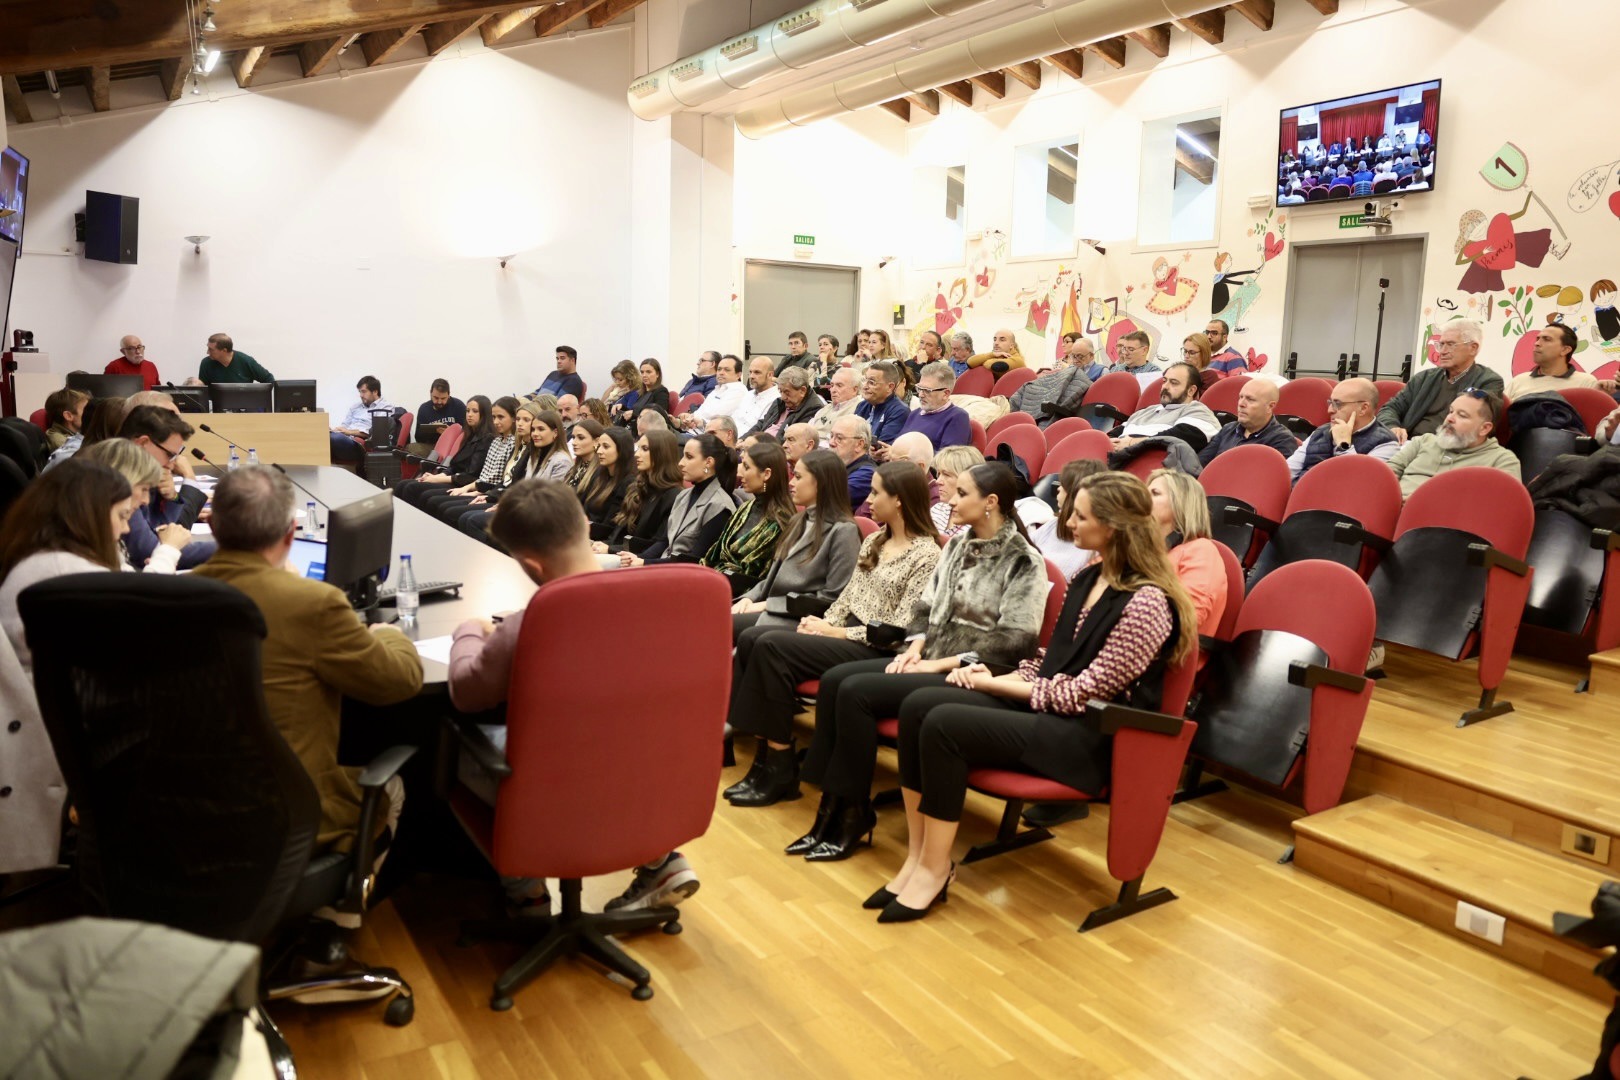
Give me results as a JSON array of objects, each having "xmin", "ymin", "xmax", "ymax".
[{"xmin": 84, "ymin": 190, "xmax": 139, "ymax": 264}]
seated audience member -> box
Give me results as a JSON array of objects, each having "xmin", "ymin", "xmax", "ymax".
[
  {"xmin": 535, "ymin": 345, "xmax": 586, "ymax": 400},
  {"xmin": 120, "ymin": 406, "xmax": 212, "ymax": 570},
  {"xmin": 1104, "ymin": 330, "xmax": 1163, "ymax": 387},
  {"xmin": 603, "ymin": 360, "xmax": 642, "ymax": 423},
  {"xmin": 783, "ymin": 423, "xmax": 820, "ymax": 469},
  {"xmin": 394, "ymin": 395, "xmax": 493, "ymax": 507},
  {"xmin": 582, "ymin": 397, "xmax": 611, "ymax": 427},
  {"xmin": 928, "ymin": 445, "xmax": 985, "ymax": 538},
  {"xmin": 855, "ymin": 361, "xmax": 911, "ymax": 449},
  {"xmin": 1030, "ymin": 459, "xmax": 1107, "ymax": 581},
  {"xmin": 778, "ymin": 331, "xmax": 816, "ymax": 375},
  {"xmin": 0, "ymin": 461, "xmax": 133, "ymax": 671},
  {"xmin": 1288, "ymin": 377, "xmax": 1398, "ymax": 481},
  {"xmin": 432, "ymin": 403, "xmax": 535, "ymax": 529},
  {"xmin": 194, "ymin": 466, "xmax": 422, "ymax": 870},
  {"xmin": 1146, "ymin": 469, "xmax": 1227, "ymax": 637},
  {"xmin": 625, "ymin": 359, "xmax": 672, "ymax": 433},
  {"xmin": 78, "ymin": 440, "xmax": 189, "ymax": 573},
  {"xmin": 966, "ymin": 328, "xmax": 1028, "ymax": 374},
  {"xmin": 1110, "ymin": 362, "xmax": 1221, "ymax": 453},
  {"xmin": 1197, "ymin": 378, "xmax": 1299, "ymax": 464},
  {"xmin": 638, "ymin": 410, "xmax": 671, "ymax": 437},
  {"xmin": 745, "ymin": 366, "xmax": 823, "ymax": 442},
  {"xmin": 813, "ymin": 335, "xmax": 842, "ymax": 382},
  {"xmin": 859, "ymin": 432, "xmax": 932, "ymax": 518},
  {"xmin": 577, "ymin": 427, "xmax": 638, "ymax": 536},
  {"xmin": 810, "ymin": 368, "xmax": 861, "ymax": 443},
  {"xmin": 1180, "ymin": 333, "xmax": 1223, "ymax": 391},
  {"xmin": 946, "ymin": 331, "xmax": 975, "ymax": 377},
  {"xmin": 731, "ymin": 450, "xmax": 860, "ymax": 641},
  {"xmin": 197, "ymin": 333, "xmax": 274, "ymax": 385},
  {"xmin": 43, "ymin": 396, "xmax": 125, "ymax": 472},
  {"xmin": 1377, "ymin": 319, "xmax": 1502, "ymax": 442},
  {"xmin": 1595, "ymin": 404, "xmax": 1620, "ymax": 445},
  {"xmin": 447, "ymin": 479, "xmax": 701, "ymax": 912},
  {"xmin": 727, "ymin": 462, "xmax": 942, "ymax": 813},
  {"xmin": 873, "ymin": 471, "xmax": 1196, "ymax": 921},
  {"xmin": 868, "ymin": 330, "xmax": 900, "ymax": 364},
  {"xmin": 562, "ymin": 418, "xmax": 604, "ymax": 493},
  {"xmin": 905, "ymin": 330, "xmax": 944, "ymax": 382},
  {"xmin": 731, "ymin": 356, "xmax": 782, "ymax": 439},
  {"xmin": 330, "ymin": 376, "xmax": 393, "ymax": 468},
  {"xmin": 1351, "ymin": 160, "xmax": 1374, "ymax": 187},
  {"xmin": 460, "ymin": 410, "xmax": 572, "ymax": 542},
  {"xmin": 591, "ymin": 429, "xmax": 683, "ymax": 558},
  {"xmin": 890, "ymin": 362, "xmax": 971, "ymax": 454},
  {"xmin": 701, "ymin": 440, "xmax": 796, "ymax": 597},
  {"xmin": 408, "ymin": 378, "xmax": 467, "ymax": 456},
  {"xmin": 1387, "ymin": 389, "xmax": 1519, "ymax": 500},
  {"xmin": 829, "ymin": 415, "xmax": 878, "ymax": 507},
  {"xmin": 105, "ymin": 335, "xmax": 161, "ymax": 389},
  {"xmin": 420, "ymin": 396, "xmax": 518, "ymax": 522},
  {"xmin": 42, "ymin": 387, "xmax": 88, "ymax": 451},
  {"xmin": 1506, "ymin": 323, "xmax": 1600, "ymax": 399},
  {"xmin": 791, "ymin": 463, "xmax": 1047, "ymax": 862},
  {"xmin": 678, "ymin": 354, "xmax": 749, "ymax": 433},
  {"xmin": 706, "ymin": 414, "xmax": 738, "ymax": 449},
  {"xmin": 680, "ymin": 351, "xmax": 721, "ymax": 399},
  {"xmin": 622, "ymin": 433, "xmax": 737, "ymax": 565},
  {"xmin": 1008, "ymin": 347, "xmax": 1093, "ymax": 428},
  {"xmin": 556, "ymin": 394, "xmax": 581, "ymax": 425}
]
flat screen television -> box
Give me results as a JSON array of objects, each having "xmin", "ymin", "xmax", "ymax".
[
  {"xmin": 274, "ymin": 379, "xmax": 317, "ymax": 413},
  {"xmin": 1277, "ymin": 79, "xmax": 1440, "ymax": 207},
  {"xmin": 0, "ymin": 147, "xmax": 29, "ymax": 246},
  {"xmin": 156, "ymin": 384, "xmax": 210, "ymax": 413},
  {"xmin": 208, "ymin": 382, "xmax": 273, "ymax": 413},
  {"xmin": 67, "ymin": 372, "xmax": 145, "ymax": 398}
]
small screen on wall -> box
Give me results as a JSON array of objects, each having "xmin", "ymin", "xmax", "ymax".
[{"xmin": 1276, "ymin": 79, "xmax": 1440, "ymax": 208}]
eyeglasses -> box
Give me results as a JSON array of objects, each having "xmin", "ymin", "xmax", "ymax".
[
  {"xmin": 1460, "ymin": 387, "xmax": 1491, "ymax": 401},
  {"xmin": 1327, "ymin": 399, "xmax": 1371, "ymax": 411},
  {"xmin": 121, "ymin": 345, "xmax": 145, "ymax": 353},
  {"xmin": 1181, "ymin": 348, "xmax": 1200, "ymax": 357},
  {"xmin": 1116, "ymin": 345, "xmax": 1139, "ymax": 354},
  {"xmin": 916, "ymin": 386, "xmax": 949, "ymax": 397},
  {"xmin": 152, "ymin": 441, "xmax": 185, "ymax": 463}
]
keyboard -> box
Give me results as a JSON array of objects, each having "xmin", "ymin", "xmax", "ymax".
[{"xmin": 377, "ymin": 580, "xmax": 463, "ymax": 604}]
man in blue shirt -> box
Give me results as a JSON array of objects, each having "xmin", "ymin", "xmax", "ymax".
[
  {"xmin": 854, "ymin": 360, "xmax": 911, "ymax": 449},
  {"xmin": 679, "ymin": 351, "xmax": 720, "ymax": 399},
  {"xmin": 534, "ymin": 345, "xmax": 586, "ymax": 400},
  {"xmin": 330, "ymin": 375, "xmax": 392, "ymax": 468},
  {"xmin": 1351, "ymin": 161, "xmax": 1375, "ymax": 186}
]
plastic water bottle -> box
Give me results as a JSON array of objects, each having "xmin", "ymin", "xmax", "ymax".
[
  {"xmin": 247, "ymin": 448, "xmax": 260, "ymax": 466},
  {"xmin": 227, "ymin": 447, "xmax": 240, "ymax": 471},
  {"xmin": 305, "ymin": 501, "xmax": 318, "ymax": 539},
  {"xmin": 395, "ymin": 554, "xmax": 419, "ymax": 623}
]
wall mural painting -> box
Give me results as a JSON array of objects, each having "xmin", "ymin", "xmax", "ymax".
[
  {"xmin": 1211, "ymin": 208, "xmax": 1287, "ymax": 335},
  {"xmin": 1567, "ymin": 151, "xmax": 1620, "ymax": 219}
]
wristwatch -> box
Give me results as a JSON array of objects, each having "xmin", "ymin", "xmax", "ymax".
[
  {"xmin": 958, "ymin": 652, "xmax": 981, "ymax": 667},
  {"xmin": 1335, "ymin": 441, "xmax": 1352, "ymax": 452}
]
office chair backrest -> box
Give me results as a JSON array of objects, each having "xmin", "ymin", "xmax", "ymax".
[
  {"xmin": 0, "ymin": 423, "xmax": 37, "ymax": 479},
  {"xmin": 19, "ymin": 573, "xmax": 320, "ymax": 944},
  {"xmin": 0, "ymin": 455, "xmax": 28, "ymax": 521}
]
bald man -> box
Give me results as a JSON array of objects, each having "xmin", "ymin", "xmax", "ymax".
[
  {"xmin": 105, "ymin": 334, "xmax": 162, "ymax": 389},
  {"xmin": 783, "ymin": 422, "xmax": 819, "ymax": 466},
  {"xmin": 1285, "ymin": 377, "xmax": 1399, "ymax": 482},
  {"xmin": 966, "ymin": 328, "xmax": 1027, "ymax": 372},
  {"xmin": 1197, "ymin": 378, "xmax": 1300, "ymax": 465}
]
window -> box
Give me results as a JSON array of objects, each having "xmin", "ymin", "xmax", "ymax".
[
  {"xmin": 1137, "ymin": 108, "xmax": 1222, "ymax": 247},
  {"xmin": 1011, "ymin": 138, "xmax": 1078, "ymax": 258},
  {"xmin": 911, "ymin": 164, "xmax": 968, "ymax": 267}
]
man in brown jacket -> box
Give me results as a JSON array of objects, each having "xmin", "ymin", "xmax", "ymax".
[{"xmin": 194, "ymin": 466, "xmax": 423, "ymax": 885}]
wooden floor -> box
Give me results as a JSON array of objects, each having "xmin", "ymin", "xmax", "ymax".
[{"xmin": 269, "ymin": 658, "xmax": 1615, "ymax": 1080}]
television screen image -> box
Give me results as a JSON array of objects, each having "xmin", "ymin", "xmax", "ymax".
[
  {"xmin": 0, "ymin": 240, "xmax": 15, "ymax": 344},
  {"xmin": 1277, "ymin": 80, "xmax": 1440, "ymax": 207},
  {"xmin": 0, "ymin": 147, "xmax": 28, "ymax": 246}
]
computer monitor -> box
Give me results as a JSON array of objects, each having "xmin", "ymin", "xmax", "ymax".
[
  {"xmin": 66, "ymin": 372, "xmax": 145, "ymax": 398},
  {"xmin": 274, "ymin": 380, "xmax": 317, "ymax": 413},
  {"xmin": 324, "ymin": 489, "xmax": 394, "ymax": 608},
  {"xmin": 287, "ymin": 537, "xmax": 329, "ymax": 581},
  {"xmin": 156, "ymin": 384, "xmax": 209, "ymax": 413},
  {"xmin": 208, "ymin": 382, "xmax": 273, "ymax": 413}
]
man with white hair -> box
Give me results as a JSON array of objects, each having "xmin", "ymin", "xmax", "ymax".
[
  {"xmin": 809, "ymin": 367, "xmax": 860, "ymax": 444},
  {"xmin": 743, "ymin": 365, "xmax": 823, "ymax": 441},
  {"xmin": 888, "ymin": 431, "xmax": 934, "ymax": 470},
  {"xmin": 829, "ymin": 414, "xmax": 877, "ymax": 506},
  {"xmin": 946, "ymin": 331, "xmax": 975, "ymax": 376},
  {"xmin": 1377, "ymin": 319, "xmax": 1503, "ymax": 443},
  {"xmin": 783, "ymin": 423, "xmax": 819, "ymax": 467},
  {"xmin": 1386, "ymin": 389, "xmax": 1519, "ymax": 500},
  {"xmin": 890, "ymin": 361, "xmax": 971, "ymax": 453}
]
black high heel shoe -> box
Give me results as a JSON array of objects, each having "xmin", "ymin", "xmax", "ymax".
[
  {"xmin": 786, "ymin": 794, "xmax": 839, "ymax": 856},
  {"xmin": 861, "ymin": 884, "xmax": 896, "ymax": 910},
  {"xmin": 877, "ymin": 862, "xmax": 955, "ymax": 924},
  {"xmin": 804, "ymin": 800, "xmax": 877, "ymax": 862}
]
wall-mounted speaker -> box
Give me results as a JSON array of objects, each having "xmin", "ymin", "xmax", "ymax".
[{"xmin": 84, "ymin": 190, "xmax": 138, "ymax": 264}]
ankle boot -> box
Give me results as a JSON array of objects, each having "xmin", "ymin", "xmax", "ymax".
[
  {"xmin": 785, "ymin": 794, "xmax": 840, "ymax": 855},
  {"xmin": 729, "ymin": 743, "xmax": 802, "ymax": 807},
  {"xmin": 804, "ymin": 799, "xmax": 877, "ymax": 861},
  {"xmin": 723, "ymin": 739, "xmax": 769, "ymax": 801}
]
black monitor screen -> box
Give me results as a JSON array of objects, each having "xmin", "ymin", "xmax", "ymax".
[
  {"xmin": 0, "ymin": 147, "xmax": 28, "ymax": 246},
  {"xmin": 208, "ymin": 382, "xmax": 273, "ymax": 413},
  {"xmin": 274, "ymin": 380, "xmax": 317, "ymax": 413},
  {"xmin": 1277, "ymin": 79, "xmax": 1440, "ymax": 207},
  {"xmin": 156, "ymin": 384, "xmax": 210, "ymax": 413},
  {"xmin": 324, "ymin": 490, "xmax": 394, "ymax": 591},
  {"xmin": 67, "ymin": 372, "xmax": 145, "ymax": 398}
]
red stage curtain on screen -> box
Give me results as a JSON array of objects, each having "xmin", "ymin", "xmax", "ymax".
[
  {"xmin": 1280, "ymin": 114, "xmax": 1299, "ymax": 155},
  {"xmin": 1318, "ymin": 97, "xmax": 1396, "ymax": 151},
  {"xmin": 1421, "ymin": 88, "xmax": 1439, "ymax": 136}
]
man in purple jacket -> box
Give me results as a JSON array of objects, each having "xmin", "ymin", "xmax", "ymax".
[{"xmin": 882, "ymin": 361, "xmax": 971, "ymax": 459}]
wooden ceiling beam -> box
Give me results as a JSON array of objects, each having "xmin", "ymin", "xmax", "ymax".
[
  {"xmin": 587, "ymin": 0, "xmax": 646, "ymax": 30},
  {"xmin": 1087, "ymin": 36, "xmax": 1127, "ymax": 69},
  {"xmin": 298, "ymin": 36, "xmax": 346, "ymax": 78},
  {"xmin": 1003, "ymin": 60, "xmax": 1042, "ymax": 91},
  {"xmin": 1043, "ymin": 49, "xmax": 1084, "ymax": 80},
  {"xmin": 232, "ymin": 46, "xmax": 273, "ymax": 88},
  {"xmin": 1126, "ymin": 23, "xmax": 1171, "ymax": 57},
  {"xmin": 481, "ymin": 6, "xmax": 541, "ymax": 44},
  {"xmin": 938, "ymin": 80, "xmax": 973, "ymax": 107},
  {"xmin": 907, "ymin": 89, "xmax": 939, "ymax": 115},
  {"xmin": 1301, "ymin": 0, "xmax": 1339, "ymax": 13},
  {"xmin": 0, "ymin": 1, "xmax": 554, "ymax": 74},
  {"xmin": 159, "ymin": 56, "xmax": 189, "ymax": 101},
  {"xmin": 879, "ymin": 98, "xmax": 910, "ymax": 122},
  {"xmin": 1179, "ymin": 9, "xmax": 1226, "ymax": 45},
  {"xmin": 1231, "ymin": 0, "xmax": 1275, "ymax": 31},
  {"xmin": 87, "ymin": 65, "xmax": 110, "ymax": 111},
  {"xmin": 536, "ymin": 0, "xmax": 611, "ymax": 36},
  {"xmin": 2, "ymin": 74, "xmax": 31, "ymax": 125},
  {"xmin": 967, "ymin": 70, "xmax": 1005, "ymax": 99},
  {"xmin": 422, "ymin": 15, "xmax": 490, "ymax": 54},
  {"xmin": 360, "ymin": 24, "xmax": 425, "ymax": 66}
]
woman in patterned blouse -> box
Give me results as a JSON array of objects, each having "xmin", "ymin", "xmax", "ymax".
[
  {"xmin": 700, "ymin": 440, "xmax": 795, "ymax": 597},
  {"xmin": 725, "ymin": 461, "xmax": 941, "ymax": 814},
  {"xmin": 866, "ymin": 471, "xmax": 1198, "ymax": 923}
]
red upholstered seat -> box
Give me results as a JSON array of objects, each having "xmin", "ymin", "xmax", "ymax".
[
  {"xmin": 28, "ymin": 409, "xmax": 47, "ymax": 432},
  {"xmin": 1276, "ymin": 377, "xmax": 1332, "ymax": 430},
  {"xmin": 955, "ymin": 367, "xmax": 994, "ymax": 397},
  {"xmin": 968, "ymin": 418, "xmax": 987, "ymax": 452},
  {"xmin": 1561, "ymin": 387, "xmax": 1618, "ymax": 436},
  {"xmin": 1040, "ymin": 429, "xmax": 1112, "ymax": 478},
  {"xmin": 1119, "ymin": 446, "xmax": 1168, "ymax": 480},
  {"xmin": 855, "ymin": 516, "xmax": 879, "ymax": 537},
  {"xmin": 964, "ymin": 768, "xmax": 1099, "ymax": 802},
  {"xmin": 1136, "ymin": 378, "xmax": 1164, "ymax": 413},
  {"xmin": 985, "ymin": 425, "xmax": 1047, "ymax": 478},
  {"xmin": 1200, "ymin": 375, "xmax": 1250, "ymax": 421},
  {"xmin": 1373, "ymin": 379, "xmax": 1403, "ymax": 408},
  {"xmin": 796, "ymin": 679, "xmax": 820, "ymax": 697},
  {"xmin": 876, "ymin": 717, "xmax": 898, "ymax": 740},
  {"xmin": 993, "ymin": 368, "xmax": 1039, "ymax": 398},
  {"xmin": 1079, "ymin": 372, "xmax": 1141, "ymax": 427},
  {"xmin": 1250, "ymin": 454, "xmax": 1402, "ymax": 585},
  {"xmin": 400, "ymin": 421, "xmax": 462, "ymax": 481},
  {"xmin": 1042, "ymin": 416, "xmax": 1098, "ymax": 447},
  {"xmin": 987, "ymin": 411, "xmax": 1037, "ymax": 441},
  {"xmin": 1199, "ymin": 444, "xmax": 1292, "ymax": 569},
  {"xmin": 676, "ymin": 392, "xmax": 704, "ymax": 416}
]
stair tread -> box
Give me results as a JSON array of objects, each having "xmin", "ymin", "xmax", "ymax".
[{"xmin": 1294, "ymin": 795, "xmax": 1610, "ymax": 933}]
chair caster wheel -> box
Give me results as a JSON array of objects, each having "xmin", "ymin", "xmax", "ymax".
[
  {"xmin": 662, "ymin": 920, "xmax": 682, "ymax": 935},
  {"xmin": 631, "ymin": 985, "xmax": 654, "ymax": 1001},
  {"xmin": 491, "ymin": 995, "xmax": 514, "ymax": 1012},
  {"xmin": 384, "ymin": 995, "xmax": 415, "ymax": 1027}
]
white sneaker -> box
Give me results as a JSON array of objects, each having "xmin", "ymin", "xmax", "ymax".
[
  {"xmin": 1366, "ymin": 643, "xmax": 1386, "ymax": 673},
  {"xmin": 603, "ymin": 852, "xmax": 700, "ymax": 912}
]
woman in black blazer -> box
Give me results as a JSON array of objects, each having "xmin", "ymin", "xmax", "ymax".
[
  {"xmin": 624, "ymin": 358, "xmax": 671, "ymax": 433},
  {"xmin": 580, "ymin": 427, "xmax": 637, "ymax": 536},
  {"xmin": 393, "ymin": 394, "xmax": 492, "ymax": 508},
  {"xmin": 592, "ymin": 429, "xmax": 683, "ymax": 557}
]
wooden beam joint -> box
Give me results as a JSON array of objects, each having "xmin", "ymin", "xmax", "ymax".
[
  {"xmin": 938, "ymin": 79, "xmax": 973, "ymax": 107},
  {"xmin": 879, "ymin": 98, "xmax": 910, "ymax": 122},
  {"xmin": 360, "ymin": 24, "xmax": 425, "ymax": 66},
  {"xmin": 967, "ymin": 70, "xmax": 1005, "ymax": 99},
  {"xmin": 1231, "ymin": 0, "xmax": 1276, "ymax": 32},
  {"xmin": 1087, "ymin": 36, "xmax": 1126, "ymax": 69},
  {"xmin": 1043, "ymin": 49, "xmax": 1084, "ymax": 80},
  {"xmin": 1126, "ymin": 23, "xmax": 1170, "ymax": 58},
  {"xmin": 1003, "ymin": 60, "xmax": 1041, "ymax": 91},
  {"xmin": 1180, "ymin": 9, "xmax": 1226, "ymax": 45}
]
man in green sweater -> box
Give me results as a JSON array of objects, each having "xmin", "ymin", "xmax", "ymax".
[
  {"xmin": 197, "ymin": 333, "xmax": 275, "ymax": 384},
  {"xmin": 1386, "ymin": 388, "xmax": 1519, "ymax": 500}
]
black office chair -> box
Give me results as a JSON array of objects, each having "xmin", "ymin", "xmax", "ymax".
[
  {"xmin": 19, "ymin": 573, "xmax": 417, "ymax": 1070},
  {"xmin": 0, "ymin": 455, "xmax": 27, "ymax": 521},
  {"xmin": 0, "ymin": 422, "xmax": 37, "ymax": 480}
]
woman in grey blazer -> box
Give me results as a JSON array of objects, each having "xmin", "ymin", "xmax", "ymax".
[{"xmin": 620, "ymin": 433, "xmax": 737, "ymax": 565}]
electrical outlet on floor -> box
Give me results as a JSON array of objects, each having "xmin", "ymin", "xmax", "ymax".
[{"xmin": 1454, "ymin": 900, "xmax": 1506, "ymax": 945}]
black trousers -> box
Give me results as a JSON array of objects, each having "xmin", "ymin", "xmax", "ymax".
[
  {"xmin": 728, "ymin": 630, "xmax": 885, "ymax": 744},
  {"xmin": 422, "ymin": 492, "xmax": 482, "ymax": 526},
  {"xmin": 457, "ymin": 506, "xmax": 494, "ymax": 542},
  {"xmin": 394, "ymin": 477, "xmax": 453, "ymax": 509},
  {"xmin": 801, "ymin": 659, "xmax": 949, "ymax": 801},
  {"xmin": 896, "ymin": 687, "xmax": 1104, "ymax": 822}
]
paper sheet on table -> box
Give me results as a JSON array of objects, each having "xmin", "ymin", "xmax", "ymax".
[{"xmin": 414, "ymin": 635, "xmax": 455, "ymax": 665}]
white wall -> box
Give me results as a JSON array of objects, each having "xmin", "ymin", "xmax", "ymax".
[{"xmin": 7, "ymin": 31, "xmax": 636, "ymax": 413}]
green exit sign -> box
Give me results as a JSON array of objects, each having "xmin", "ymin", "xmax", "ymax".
[
  {"xmin": 793, "ymin": 234, "xmax": 815, "ymax": 245},
  {"xmin": 1338, "ymin": 213, "xmax": 1363, "ymax": 229}
]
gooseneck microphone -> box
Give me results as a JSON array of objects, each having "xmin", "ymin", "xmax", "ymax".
[
  {"xmin": 198, "ymin": 423, "xmax": 245, "ymax": 455},
  {"xmin": 270, "ymin": 462, "xmax": 334, "ymax": 515}
]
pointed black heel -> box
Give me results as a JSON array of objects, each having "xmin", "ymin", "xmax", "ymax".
[
  {"xmin": 785, "ymin": 794, "xmax": 839, "ymax": 855},
  {"xmin": 803, "ymin": 800, "xmax": 877, "ymax": 862},
  {"xmin": 876, "ymin": 862, "xmax": 955, "ymax": 924}
]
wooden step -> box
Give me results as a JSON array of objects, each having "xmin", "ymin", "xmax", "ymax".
[
  {"xmin": 1293, "ymin": 796, "xmax": 1611, "ymax": 1001},
  {"xmin": 1589, "ymin": 648, "xmax": 1620, "ymax": 697}
]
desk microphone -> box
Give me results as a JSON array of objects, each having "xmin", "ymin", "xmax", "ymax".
[
  {"xmin": 269, "ymin": 462, "xmax": 334, "ymax": 515},
  {"xmin": 198, "ymin": 423, "xmax": 245, "ymax": 455}
]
